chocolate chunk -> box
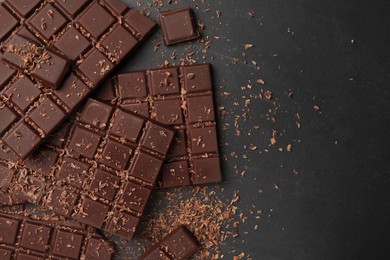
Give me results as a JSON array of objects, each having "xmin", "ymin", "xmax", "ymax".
[
  {"xmin": 159, "ymin": 8, "xmax": 200, "ymax": 45},
  {"xmin": 77, "ymin": 48, "xmax": 113, "ymax": 86},
  {"xmin": 0, "ymin": 212, "xmax": 115, "ymax": 260},
  {"xmin": 54, "ymin": 25, "xmax": 91, "ymax": 61},
  {"xmin": 29, "ymin": 98, "xmax": 66, "ymax": 135},
  {"xmin": 92, "ymin": 64, "xmax": 222, "ymax": 188},
  {"xmin": 0, "ymin": 98, "xmax": 175, "ymax": 239},
  {"xmin": 28, "ymin": 3, "xmax": 67, "ymax": 41},
  {"xmin": 0, "ymin": 0, "xmax": 156, "ymax": 159},
  {"xmin": 139, "ymin": 225, "xmax": 200, "ymax": 260},
  {"xmin": 3, "ymin": 122, "xmax": 41, "ymax": 159},
  {"xmin": 77, "ymin": 2, "xmax": 115, "ymax": 39}
]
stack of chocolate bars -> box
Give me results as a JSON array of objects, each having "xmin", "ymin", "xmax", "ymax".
[{"xmin": 1, "ymin": 0, "xmax": 220, "ymax": 259}]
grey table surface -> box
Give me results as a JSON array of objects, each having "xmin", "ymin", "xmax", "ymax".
[{"xmin": 23, "ymin": 0, "xmax": 390, "ymax": 259}]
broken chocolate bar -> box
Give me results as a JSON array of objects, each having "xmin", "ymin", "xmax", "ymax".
[
  {"xmin": 0, "ymin": 0, "xmax": 156, "ymax": 159},
  {"xmin": 0, "ymin": 212, "xmax": 115, "ymax": 259},
  {"xmin": 0, "ymin": 98, "xmax": 175, "ymax": 240},
  {"xmin": 139, "ymin": 225, "xmax": 200, "ymax": 260},
  {"xmin": 159, "ymin": 8, "xmax": 200, "ymax": 45},
  {"xmin": 93, "ymin": 64, "xmax": 222, "ymax": 188}
]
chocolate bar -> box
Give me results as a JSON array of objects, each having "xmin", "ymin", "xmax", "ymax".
[
  {"xmin": 0, "ymin": 212, "xmax": 115, "ymax": 259},
  {"xmin": 159, "ymin": 8, "xmax": 200, "ymax": 45},
  {"xmin": 139, "ymin": 225, "xmax": 200, "ymax": 260},
  {"xmin": 0, "ymin": 0, "xmax": 156, "ymax": 159},
  {"xmin": 93, "ymin": 64, "xmax": 222, "ymax": 188},
  {"xmin": 0, "ymin": 98, "xmax": 175, "ymax": 239}
]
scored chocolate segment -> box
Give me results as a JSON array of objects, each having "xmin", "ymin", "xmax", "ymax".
[
  {"xmin": 0, "ymin": 98, "xmax": 175, "ymax": 239},
  {"xmin": 0, "ymin": 212, "xmax": 115, "ymax": 260},
  {"xmin": 0, "ymin": 0, "xmax": 156, "ymax": 159},
  {"xmin": 94, "ymin": 64, "xmax": 222, "ymax": 188},
  {"xmin": 159, "ymin": 8, "xmax": 200, "ymax": 46},
  {"xmin": 139, "ymin": 225, "xmax": 200, "ymax": 260}
]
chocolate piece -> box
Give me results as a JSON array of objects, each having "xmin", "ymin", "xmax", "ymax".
[
  {"xmin": 159, "ymin": 8, "xmax": 200, "ymax": 45},
  {"xmin": 94, "ymin": 64, "xmax": 222, "ymax": 188},
  {"xmin": 139, "ymin": 225, "xmax": 200, "ymax": 260},
  {"xmin": 0, "ymin": 98, "xmax": 175, "ymax": 239},
  {"xmin": 0, "ymin": 212, "xmax": 115, "ymax": 259},
  {"xmin": 1, "ymin": 35, "xmax": 70, "ymax": 88},
  {"xmin": 0, "ymin": 0, "xmax": 156, "ymax": 159}
]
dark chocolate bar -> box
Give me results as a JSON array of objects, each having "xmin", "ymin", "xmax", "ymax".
[
  {"xmin": 139, "ymin": 225, "xmax": 200, "ymax": 260},
  {"xmin": 0, "ymin": 98, "xmax": 175, "ymax": 239},
  {"xmin": 93, "ymin": 64, "xmax": 222, "ymax": 188},
  {"xmin": 0, "ymin": 0, "xmax": 156, "ymax": 159},
  {"xmin": 159, "ymin": 8, "xmax": 200, "ymax": 45},
  {"xmin": 0, "ymin": 212, "xmax": 115, "ymax": 260}
]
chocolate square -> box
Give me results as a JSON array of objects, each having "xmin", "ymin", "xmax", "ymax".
[
  {"xmin": 154, "ymin": 98, "xmax": 184, "ymax": 126},
  {"xmin": 181, "ymin": 64, "xmax": 212, "ymax": 93},
  {"xmin": 57, "ymin": 158, "xmax": 90, "ymax": 188},
  {"xmin": 124, "ymin": 9, "xmax": 156, "ymax": 40},
  {"xmin": 89, "ymin": 169, "xmax": 120, "ymax": 200},
  {"xmin": 189, "ymin": 125, "xmax": 218, "ymax": 155},
  {"xmin": 74, "ymin": 197, "xmax": 109, "ymax": 228},
  {"xmin": 148, "ymin": 68, "xmax": 180, "ymax": 96},
  {"xmin": 46, "ymin": 187, "xmax": 78, "ymax": 217},
  {"xmin": 67, "ymin": 126, "xmax": 102, "ymax": 159},
  {"xmin": 100, "ymin": 25, "xmax": 137, "ymax": 62},
  {"xmin": 192, "ymin": 156, "xmax": 221, "ymax": 184},
  {"xmin": 141, "ymin": 123, "xmax": 175, "ymax": 155},
  {"xmin": 186, "ymin": 95, "xmax": 215, "ymax": 124},
  {"xmin": 77, "ymin": 2, "xmax": 114, "ymax": 39},
  {"xmin": 54, "ymin": 26, "xmax": 91, "ymax": 61},
  {"xmin": 119, "ymin": 181, "xmax": 151, "ymax": 213},
  {"xmin": 159, "ymin": 8, "xmax": 200, "ymax": 45},
  {"xmin": 20, "ymin": 222, "xmax": 51, "ymax": 252},
  {"xmin": 31, "ymin": 48, "xmax": 71, "ymax": 89},
  {"xmin": 117, "ymin": 72, "xmax": 147, "ymax": 99},
  {"xmin": 77, "ymin": 48, "xmax": 113, "ymax": 86},
  {"xmin": 0, "ymin": 216, "xmax": 19, "ymax": 245},
  {"xmin": 3, "ymin": 122, "xmax": 41, "ymax": 159},
  {"xmin": 99, "ymin": 140, "xmax": 133, "ymax": 170},
  {"xmin": 28, "ymin": 4, "xmax": 67, "ymax": 41},
  {"xmin": 109, "ymin": 109, "xmax": 144, "ymax": 143},
  {"xmin": 54, "ymin": 73, "xmax": 90, "ymax": 109},
  {"xmin": 128, "ymin": 152, "xmax": 163, "ymax": 185},
  {"xmin": 29, "ymin": 98, "xmax": 66, "ymax": 135},
  {"xmin": 52, "ymin": 230, "xmax": 83, "ymax": 259},
  {"xmin": 79, "ymin": 99, "xmax": 113, "ymax": 129},
  {"xmin": 161, "ymin": 161, "xmax": 190, "ymax": 188},
  {"xmin": 5, "ymin": 76, "xmax": 41, "ymax": 112}
]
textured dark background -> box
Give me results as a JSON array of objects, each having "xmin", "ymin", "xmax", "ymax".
[{"xmin": 110, "ymin": 0, "xmax": 389, "ymax": 259}]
